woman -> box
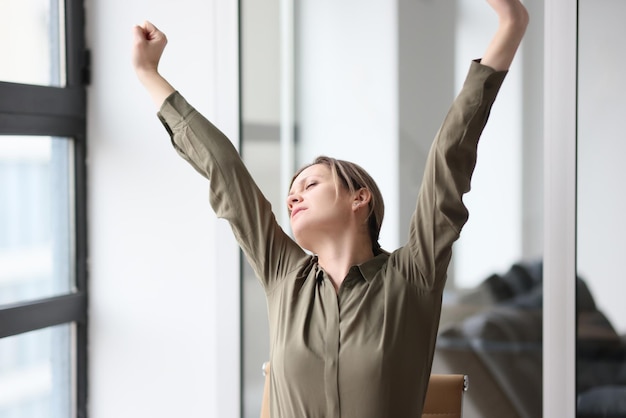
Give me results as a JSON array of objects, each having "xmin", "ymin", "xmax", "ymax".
[{"xmin": 132, "ymin": 1, "xmax": 528, "ymax": 416}]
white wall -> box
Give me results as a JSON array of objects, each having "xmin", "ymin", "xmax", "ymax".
[{"xmin": 86, "ymin": 1, "xmax": 239, "ymax": 417}]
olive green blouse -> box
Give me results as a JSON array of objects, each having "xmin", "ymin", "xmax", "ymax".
[{"xmin": 157, "ymin": 60, "xmax": 507, "ymax": 417}]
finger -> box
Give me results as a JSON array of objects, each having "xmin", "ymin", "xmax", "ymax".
[
  {"xmin": 132, "ymin": 24, "xmax": 148, "ymax": 41},
  {"xmin": 143, "ymin": 21, "xmax": 163, "ymax": 41},
  {"xmin": 133, "ymin": 21, "xmax": 160, "ymax": 41},
  {"xmin": 143, "ymin": 20, "xmax": 156, "ymax": 31}
]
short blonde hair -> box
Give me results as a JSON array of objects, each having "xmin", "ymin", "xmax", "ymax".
[{"xmin": 291, "ymin": 156, "xmax": 385, "ymax": 254}]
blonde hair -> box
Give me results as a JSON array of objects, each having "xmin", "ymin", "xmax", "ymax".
[{"xmin": 291, "ymin": 156, "xmax": 385, "ymax": 254}]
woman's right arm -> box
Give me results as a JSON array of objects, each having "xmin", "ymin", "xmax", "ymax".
[
  {"xmin": 132, "ymin": 22, "xmax": 307, "ymax": 289},
  {"xmin": 132, "ymin": 22, "xmax": 176, "ymax": 109}
]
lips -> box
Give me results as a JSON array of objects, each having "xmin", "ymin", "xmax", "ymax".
[{"xmin": 291, "ymin": 207, "xmax": 306, "ymax": 218}]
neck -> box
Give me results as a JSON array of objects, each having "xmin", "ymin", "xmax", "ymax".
[{"xmin": 315, "ymin": 235, "xmax": 374, "ymax": 291}]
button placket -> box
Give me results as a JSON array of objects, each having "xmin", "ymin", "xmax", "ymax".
[{"xmin": 319, "ymin": 270, "xmax": 341, "ymax": 417}]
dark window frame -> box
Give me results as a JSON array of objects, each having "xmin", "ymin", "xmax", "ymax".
[{"xmin": 0, "ymin": 0, "xmax": 89, "ymax": 416}]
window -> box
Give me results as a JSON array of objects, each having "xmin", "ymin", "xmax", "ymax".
[{"xmin": 0, "ymin": 0, "xmax": 88, "ymax": 417}]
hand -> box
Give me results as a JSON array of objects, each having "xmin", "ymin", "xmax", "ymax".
[
  {"xmin": 132, "ymin": 21, "xmax": 168, "ymax": 77},
  {"xmin": 131, "ymin": 21, "xmax": 176, "ymax": 108}
]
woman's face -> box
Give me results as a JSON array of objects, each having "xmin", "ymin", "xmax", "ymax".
[{"xmin": 287, "ymin": 164, "xmax": 353, "ymax": 250}]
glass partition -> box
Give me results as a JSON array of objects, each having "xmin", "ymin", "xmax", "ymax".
[
  {"xmin": 240, "ymin": 0, "xmax": 280, "ymax": 416},
  {"xmin": 240, "ymin": 1, "xmax": 544, "ymax": 417},
  {"xmin": 577, "ymin": 1, "xmax": 626, "ymax": 416}
]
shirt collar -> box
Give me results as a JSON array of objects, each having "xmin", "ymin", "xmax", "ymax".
[
  {"xmin": 312, "ymin": 252, "xmax": 388, "ymax": 284},
  {"xmin": 357, "ymin": 252, "xmax": 389, "ymax": 283}
]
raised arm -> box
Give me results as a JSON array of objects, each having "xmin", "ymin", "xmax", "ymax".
[
  {"xmin": 130, "ymin": 21, "xmax": 307, "ymax": 291},
  {"xmin": 481, "ymin": 0, "xmax": 529, "ymax": 71},
  {"xmin": 395, "ymin": 0, "xmax": 527, "ymax": 290},
  {"xmin": 132, "ymin": 21, "xmax": 176, "ymax": 107}
]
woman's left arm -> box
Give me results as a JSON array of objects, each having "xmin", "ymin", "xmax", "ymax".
[
  {"xmin": 392, "ymin": 0, "xmax": 527, "ymax": 289},
  {"xmin": 481, "ymin": 0, "xmax": 529, "ymax": 71}
]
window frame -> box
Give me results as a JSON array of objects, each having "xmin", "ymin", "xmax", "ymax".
[{"xmin": 0, "ymin": 0, "xmax": 89, "ymax": 416}]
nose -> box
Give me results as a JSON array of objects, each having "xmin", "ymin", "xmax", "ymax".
[{"xmin": 286, "ymin": 193, "xmax": 302, "ymax": 211}]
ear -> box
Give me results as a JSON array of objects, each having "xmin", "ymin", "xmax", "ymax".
[{"xmin": 351, "ymin": 187, "xmax": 372, "ymax": 212}]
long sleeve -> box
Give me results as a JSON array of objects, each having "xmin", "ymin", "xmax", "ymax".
[
  {"xmin": 392, "ymin": 60, "xmax": 508, "ymax": 290},
  {"xmin": 157, "ymin": 93, "xmax": 307, "ymax": 290}
]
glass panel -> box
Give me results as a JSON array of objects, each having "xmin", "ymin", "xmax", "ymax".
[
  {"xmin": 0, "ymin": 324, "xmax": 73, "ymax": 418},
  {"xmin": 240, "ymin": 1, "xmax": 544, "ymax": 418},
  {"xmin": 0, "ymin": 0, "xmax": 66, "ymax": 87},
  {"xmin": 295, "ymin": 2, "xmax": 544, "ymax": 418},
  {"xmin": 432, "ymin": 2, "xmax": 544, "ymax": 418},
  {"xmin": 0, "ymin": 136, "xmax": 75, "ymax": 306},
  {"xmin": 577, "ymin": 1, "xmax": 626, "ymax": 416},
  {"xmin": 240, "ymin": 0, "xmax": 280, "ymax": 415}
]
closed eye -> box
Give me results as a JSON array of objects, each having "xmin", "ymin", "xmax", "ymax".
[{"xmin": 305, "ymin": 182, "xmax": 317, "ymax": 190}]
